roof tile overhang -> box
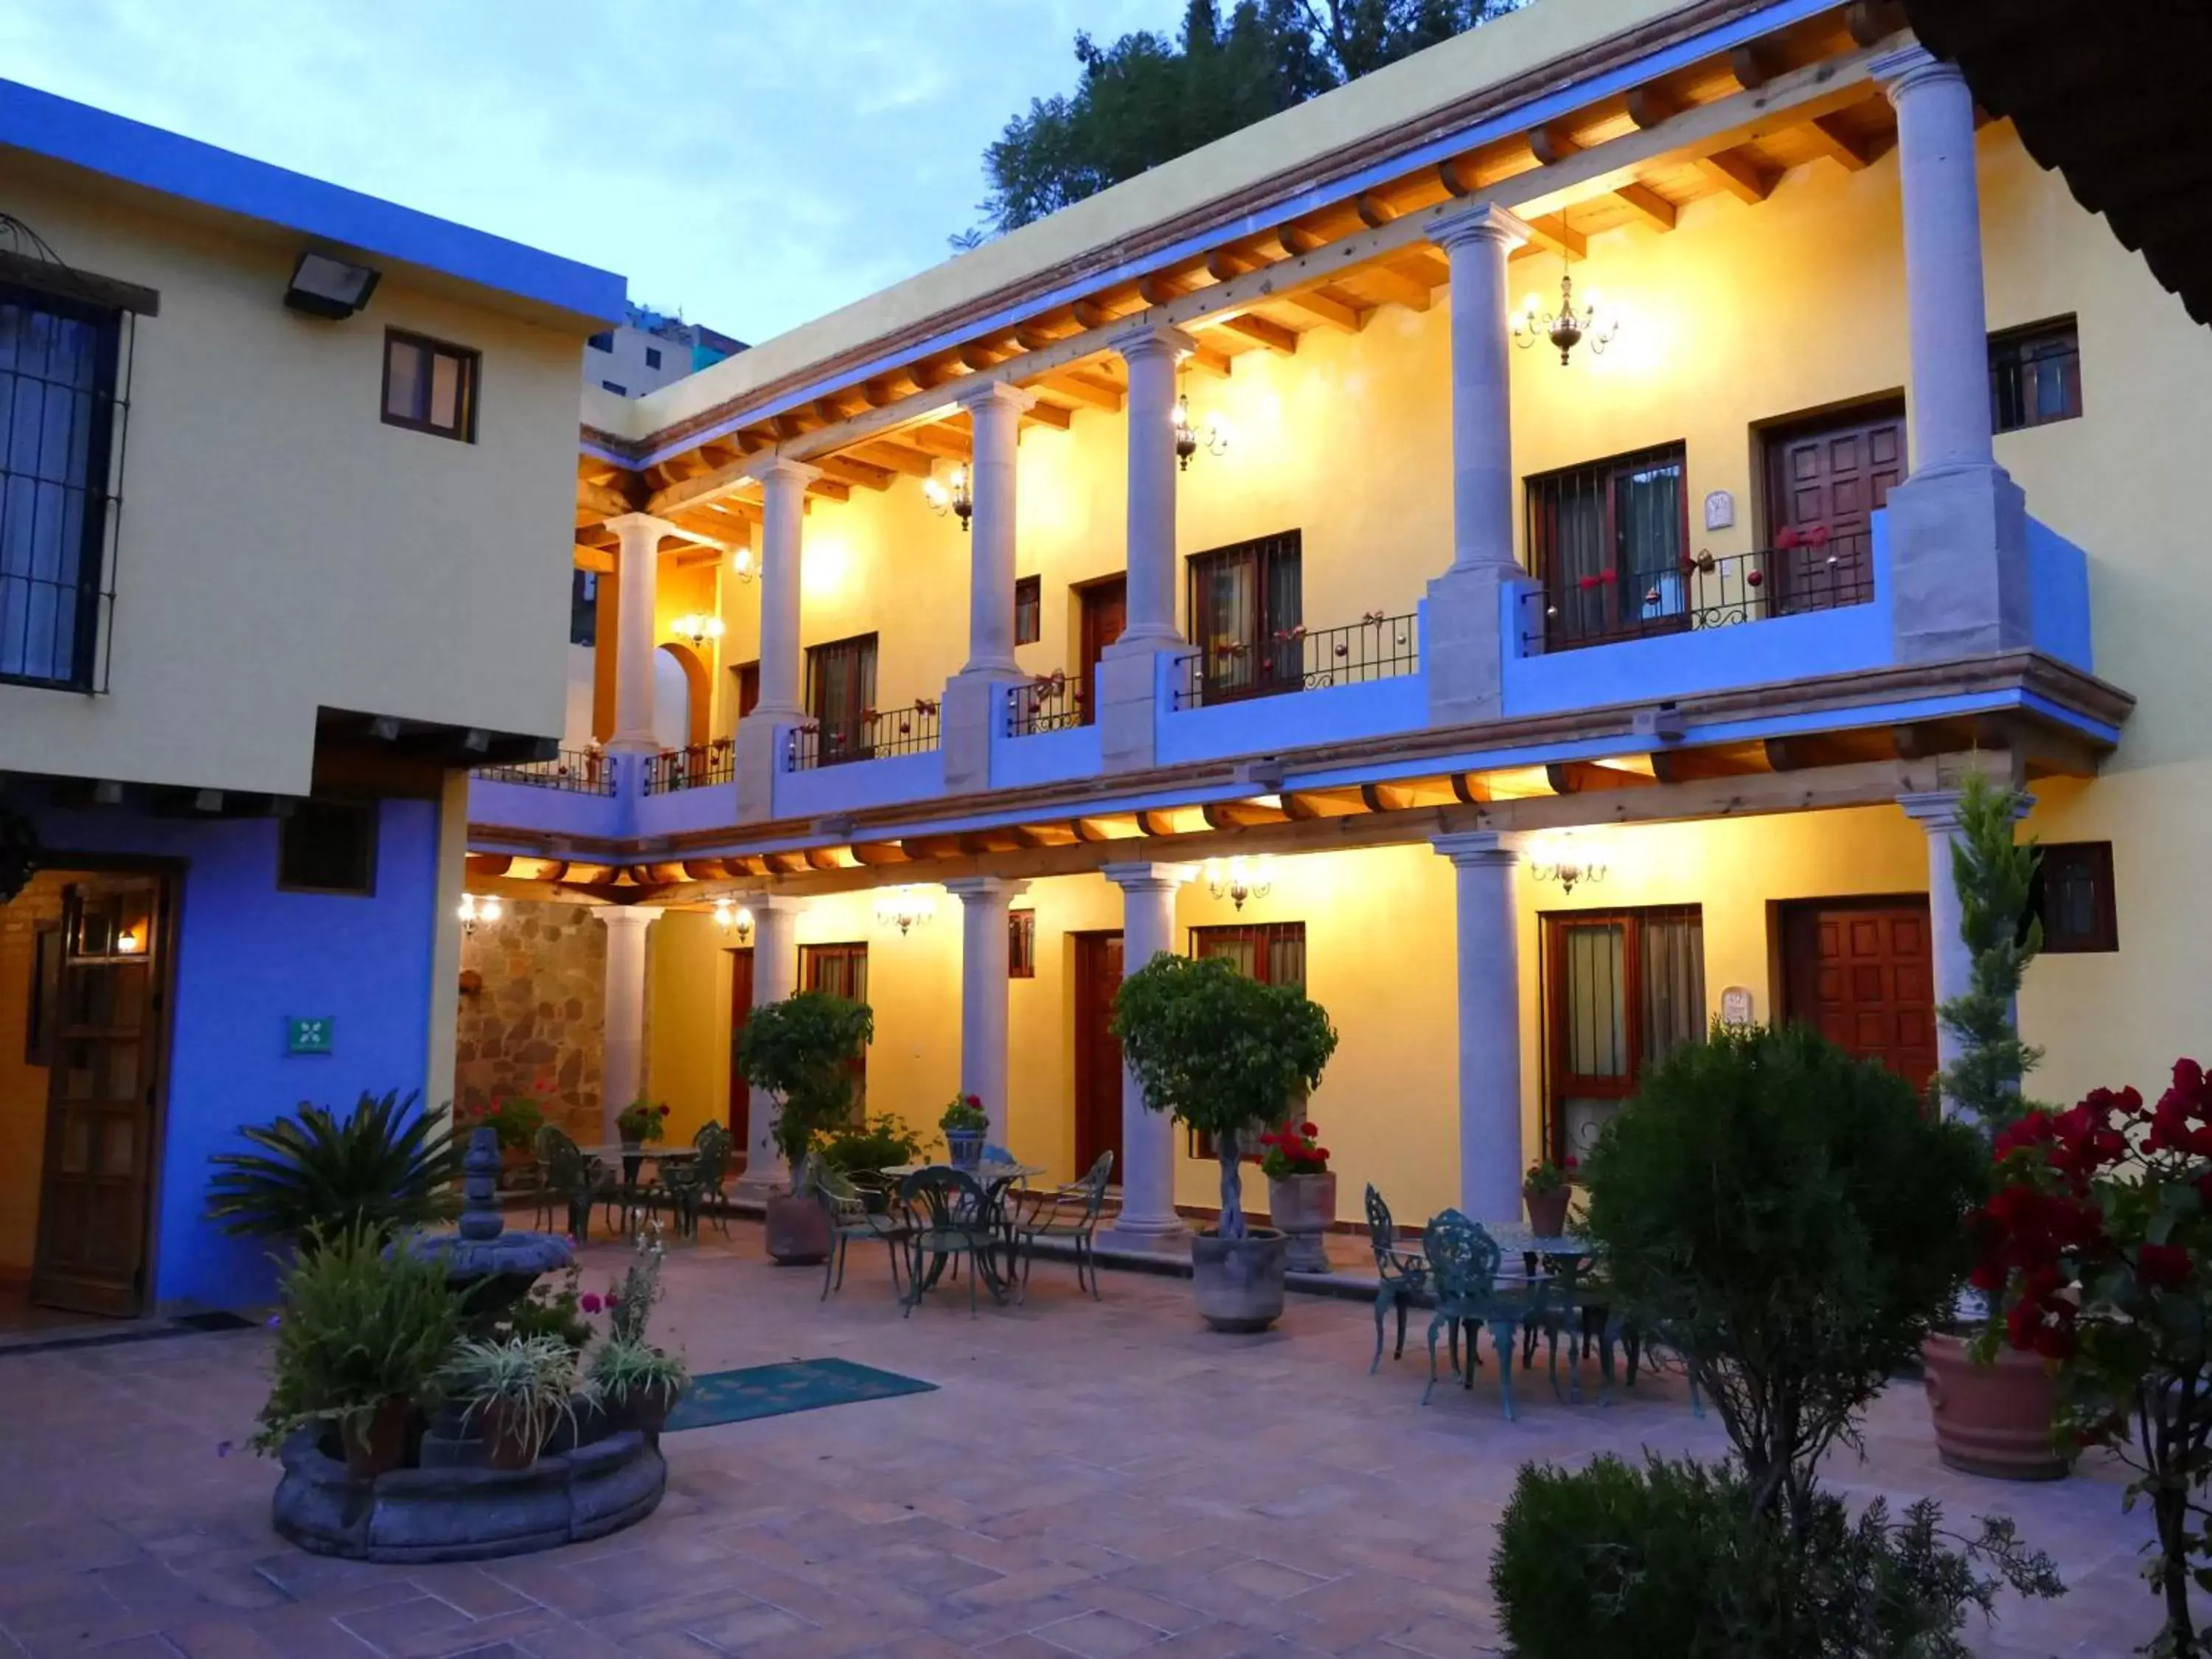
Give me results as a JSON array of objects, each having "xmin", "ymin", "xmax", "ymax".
[{"xmin": 1903, "ymin": 0, "xmax": 2212, "ymax": 325}]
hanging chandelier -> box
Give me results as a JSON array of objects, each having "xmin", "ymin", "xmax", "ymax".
[
  {"xmin": 1204, "ymin": 855, "xmax": 1273, "ymax": 911},
  {"xmin": 1172, "ymin": 371, "xmax": 1228, "ymax": 470},
  {"xmin": 923, "ymin": 464, "xmax": 973, "ymax": 531},
  {"xmin": 712, "ymin": 897, "xmax": 754, "ymax": 944},
  {"xmin": 1529, "ymin": 833, "xmax": 1607, "ymax": 895},
  {"xmin": 1514, "ymin": 268, "xmax": 1618, "ymax": 365},
  {"xmin": 671, "ymin": 613, "xmax": 724, "ymax": 650},
  {"xmin": 875, "ymin": 885, "xmax": 937, "ymax": 935}
]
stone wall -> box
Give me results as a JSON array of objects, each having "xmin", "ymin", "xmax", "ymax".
[{"xmin": 455, "ymin": 900, "xmax": 605, "ymax": 1140}]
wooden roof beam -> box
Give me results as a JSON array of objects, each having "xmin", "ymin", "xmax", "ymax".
[
  {"xmin": 1021, "ymin": 399, "xmax": 1073, "ymax": 431},
  {"xmin": 847, "ymin": 438, "xmax": 936, "ymax": 477},
  {"xmin": 1525, "ymin": 124, "xmax": 1676, "ymax": 233},
  {"xmin": 1517, "ymin": 214, "xmax": 1587, "ymax": 261},
  {"xmin": 1697, "ymin": 147, "xmax": 1777, "ymax": 204},
  {"xmin": 1280, "ymin": 287, "xmax": 1367, "ymax": 333},
  {"xmin": 1038, "ymin": 370, "xmax": 1124, "ymax": 411},
  {"xmin": 1804, "ymin": 112, "xmax": 1887, "ymax": 172},
  {"xmin": 1215, "ymin": 313, "xmax": 1299, "ymax": 354},
  {"xmin": 815, "ymin": 454, "xmax": 895, "ymax": 492},
  {"xmin": 1354, "ymin": 259, "xmax": 1436, "ymax": 311}
]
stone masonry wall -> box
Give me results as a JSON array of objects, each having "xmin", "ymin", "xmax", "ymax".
[{"xmin": 454, "ymin": 900, "xmax": 605, "ymax": 1141}]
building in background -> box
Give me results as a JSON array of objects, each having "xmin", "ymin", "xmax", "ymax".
[
  {"xmin": 0, "ymin": 79, "xmax": 625, "ymax": 1319},
  {"xmin": 583, "ymin": 303, "xmax": 745, "ymax": 398}
]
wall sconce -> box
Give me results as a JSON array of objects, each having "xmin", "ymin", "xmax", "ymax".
[
  {"xmin": 922, "ymin": 465, "xmax": 973, "ymax": 532},
  {"xmin": 728, "ymin": 544, "xmax": 756, "ymax": 584},
  {"xmin": 874, "ymin": 885, "xmax": 936, "ymax": 936},
  {"xmin": 1172, "ymin": 389, "xmax": 1228, "ymax": 470},
  {"xmin": 712, "ymin": 897, "xmax": 754, "ymax": 944},
  {"xmin": 1528, "ymin": 834, "xmax": 1607, "ymax": 895},
  {"xmin": 115, "ymin": 925, "xmax": 145, "ymax": 955},
  {"xmin": 671, "ymin": 613, "xmax": 725, "ymax": 650},
  {"xmin": 1205, "ymin": 855, "xmax": 1273, "ymax": 911},
  {"xmin": 1514, "ymin": 268, "xmax": 1618, "ymax": 365},
  {"xmin": 456, "ymin": 893, "xmax": 503, "ymax": 934}
]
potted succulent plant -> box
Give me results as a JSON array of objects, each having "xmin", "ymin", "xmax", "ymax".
[
  {"xmin": 940, "ymin": 1094, "xmax": 990, "ymax": 1169},
  {"xmin": 1523, "ymin": 1154, "xmax": 1576, "ymax": 1239},
  {"xmin": 250, "ymin": 1221, "xmax": 461, "ymax": 1481},
  {"xmin": 1257, "ymin": 1121, "xmax": 1335, "ymax": 1272},
  {"xmin": 734, "ymin": 990, "xmax": 874, "ymax": 1265},
  {"xmin": 443, "ymin": 1334, "xmax": 580, "ymax": 1470},
  {"xmin": 207, "ymin": 1088, "xmax": 465, "ymax": 1253},
  {"xmin": 1113, "ymin": 953, "xmax": 1338, "ymax": 1332}
]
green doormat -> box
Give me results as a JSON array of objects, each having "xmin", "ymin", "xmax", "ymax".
[{"xmin": 664, "ymin": 1357, "xmax": 936, "ymax": 1430}]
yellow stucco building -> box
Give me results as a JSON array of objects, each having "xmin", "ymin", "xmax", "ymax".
[{"xmin": 459, "ymin": 0, "xmax": 2198, "ymax": 1247}]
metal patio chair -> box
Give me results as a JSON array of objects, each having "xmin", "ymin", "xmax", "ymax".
[
  {"xmin": 1012, "ymin": 1150, "xmax": 1114, "ymax": 1300},
  {"xmin": 1364, "ymin": 1183, "xmax": 1430, "ymax": 1373}
]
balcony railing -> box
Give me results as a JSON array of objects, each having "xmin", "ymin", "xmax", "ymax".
[
  {"xmin": 787, "ymin": 700, "xmax": 941, "ymax": 771},
  {"xmin": 1007, "ymin": 673, "xmax": 1083, "ymax": 736},
  {"xmin": 471, "ymin": 747, "xmax": 617, "ymax": 796},
  {"xmin": 1174, "ymin": 611, "xmax": 1419, "ymax": 711},
  {"xmin": 1528, "ymin": 532, "xmax": 1875, "ymax": 653},
  {"xmin": 642, "ymin": 739, "xmax": 734, "ymax": 795}
]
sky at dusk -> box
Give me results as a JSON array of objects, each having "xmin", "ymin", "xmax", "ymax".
[{"xmin": 3, "ymin": 1, "xmax": 1189, "ymax": 344}]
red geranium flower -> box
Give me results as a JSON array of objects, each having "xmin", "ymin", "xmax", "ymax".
[
  {"xmin": 2138, "ymin": 1243, "xmax": 2193, "ymax": 1290},
  {"xmin": 1301, "ymin": 1121, "xmax": 1318, "ymax": 1137}
]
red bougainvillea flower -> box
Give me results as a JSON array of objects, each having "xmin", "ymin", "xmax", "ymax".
[
  {"xmin": 2139, "ymin": 1243, "xmax": 2193, "ymax": 1290},
  {"xmin": 1301, "ymin": 1121, "xmax": 1318, "ymax": 1137},
  {"xmin": 657, "ymin": 1104, "xmax": 671, "ymax": 1116},
  {"xmin": 580, "ymin": 1293, "xmax": 604, "ymax": 1315},
  {"xmin": 1315, "ymin": 1147, "xmax": 1330, "ymax": 1161}
]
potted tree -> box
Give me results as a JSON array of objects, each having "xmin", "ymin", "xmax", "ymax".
[
  {"xmin": 1256, "ymin": 1121, "xmax": 1335, "ymax": 1273},
  {"xmin": 734, "ymin": 990, "xmax": 874, "ymax": 1265},
  {"xmin": 1113, "ymin": 953, "xmax": 1338, "ymax": 1332},
  {"xmin": 1919, "ymin": 772, "xmax": 2070, "ymax": 1481}
]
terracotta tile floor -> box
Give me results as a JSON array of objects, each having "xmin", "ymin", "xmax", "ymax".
[{"xmin": 0, "ymin": 1224, "xmax": 2180, "ymax": 1657}]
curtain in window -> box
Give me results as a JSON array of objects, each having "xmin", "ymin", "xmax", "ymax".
[
  {"xmin": 1618, "ymin": 459, "xmax": 1685, "ymax": 622},
  {"xmin": 807, "ymin": 636, "xmax": 877, "ymax": 762},
  {"xmin": 0, "ymin": 297, "xmax": 103, "ymax": 684},
  {"xmin": 1562, "ymin": 921, "xmax": 1628, "ymax": 1079},
  {"xmin": 1641, "ymin": 911, "xmax": 1706, "ymax": 1059},
  {"xmin": 1190, "ymin": 534, "xmax": 1302, "ymax": 699}
]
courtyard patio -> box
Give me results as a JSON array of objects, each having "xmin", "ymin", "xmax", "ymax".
[{"xmin": 0, "ymin": 1222, "xmax": 2171, "ymax": 1659}]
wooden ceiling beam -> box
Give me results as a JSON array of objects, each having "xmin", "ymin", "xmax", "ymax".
[
  {"xmin": 1187, "ymin": 344, "xmax": 1234, "ymax": 378},
  {"xmin": 1517, "ymin": 213, "xmax": 1587, "ymax": 261},
  {"xmin": 1280, "ymin": 288, "xmax": 1367, "ymax": 333},
  {"xmin": 816, "ymin": 454, "xmax": 895, "ymax": 492},
  {"xmin": 1215, "ymin": 313, "xmax": 1299, "ymax": 354},
  {"xmin": 1042, "ymin": 369, "xmax": 1124, "ymax": 411},
  {"xmin": 1612, "ymin": 180, "xmax": 1680, "ymax": 232},
  {"xmin": 1697, "ymin": 147, "xmax": 1777, "ymax": 204},
  {"xmin": 1021, "ymin": 399, "xmax": 1073, "ymax": 431},
  {"xmin": 1354, "ymin": 259, "xmax": 1436, "ymax": 311},
  {"xmin": 1804, "ymin": 113, "xmax": 1885, "ymax": 172},
  {"xmin": 847, "ymin": 438, "xmax": 935, "ymax": 477},
  {"xmin": 905, "ymin": 424, "xmax": 973, "ymax": 461},
  {"xmin": 576, "ymin": 479, "xmax": 636, "ymax": 522}
]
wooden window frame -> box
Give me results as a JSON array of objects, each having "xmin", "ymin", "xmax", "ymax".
[
  {"xmin": 1187, "ymin": 921, "xmax": 1307, "ymax": 1158},
  {"xmin": 1525, "ymin": 442, "xmax": 1690, "ymax": 640},
  {"xmin": 1013, "ymin": 574, "xmax": 1041, "ymax": 647},
  {"xmin": 24, "ymin": 917, "xmax": 61, "ymax": 1066},
  {"xmin": 1185, "ymin": 530, "xmax": 1304, "ymax": 703},
  {"xmin": 568, "ymin": 569, "xmax": 599, "ymax": 647},
  {"xmin": 276, "ymin": 798, "xmax": 380, "ymax": 898},
  {"xmin": 1989, "ymin": 316, "xmax": 2082, "ymax": 434},
  {"xmin": 731, "ymin": 659, "xmax": 761, "ymax": 720},
  {"xmin": 1540, "ymin": 905, "xmax": 1704, "ymax": 1163},
  {"xmin": 2031, "ymin": 841, "xmax": 2118, "ymax": 954},
  {"xmin": 1008, "ymin": 908, "xmax": 1036, "ymax": 978},
  {"xmin": 798, "ymin": 941, "xmax": 870, "ymax": 1110},
  {"xmin": 381, "ymin": 328, "xmax": 479, "ymax": 442}
]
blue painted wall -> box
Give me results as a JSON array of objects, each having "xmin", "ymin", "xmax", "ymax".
[{"xmin": 29, "ymin": 797, "xmax": 440, "ymax": 1311}]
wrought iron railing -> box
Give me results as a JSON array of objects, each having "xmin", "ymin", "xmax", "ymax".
[
  {"xmin": 643, "ymin": 739, "xmax": 735, "ymax": 795},
  {"xmin": 1528, "ymin": 532, "xmax": 1875, "ymax": 653},
  {"xmin": 787, "ymin": 700, "xmax": 941, "ymax": 770},
  {"xmin": 471, "ymin": 747, "xmax": 619, "ymax": 795},
  {"xmin": 1007, "ymin": 673, "xmax": 1083, "ymax": 736},
  {"xmin": 1173, "ymin": 611, "xmax": 1419, "ymax": 711}
]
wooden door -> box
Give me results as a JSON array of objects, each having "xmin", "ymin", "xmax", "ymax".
[
  {"xmin": 1779, "ymin": 897, "xmax": 1937, "ymax": 1097},
  {"xmin": 32, "ymin": 877, "xmax": 167, "ymax": 1316},
  {"xmin": 1077, "ymin": 579, "xmax": 1125, "ymax": 728},
  {"xmin": 1072, "ymin": 932, "xmax": 1124, "ymax": 1176},
  {"xmin": 726, "ymin": 947, "xmax": 754, "ymax": 1166},
  {"xmin": 1763, "ymin": 402, "xmax": 1904, "ymax": 606}
]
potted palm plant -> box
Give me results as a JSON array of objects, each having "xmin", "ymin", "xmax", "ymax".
[
  {"xmin": 734, "ymin": 990, "xmax": 874, "ymax": 1265},
  {"xmin": 1113, "ymin": 953, "xmax": 1338, "ymax": 1332},
  {"xmin": 443, "ymin": 1335, "xmax": 580, "ymax": 1470},
  {"xmin": 207, "ymin": 1088, "xmax": 465, "ymax": 1251}
]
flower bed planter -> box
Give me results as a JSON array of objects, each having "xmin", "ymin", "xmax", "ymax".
[
  {"xmin": 1267, "ymin": 1172, "xmax": 1337, "ymax": 1273},
  {"xmin": 1192, "ymin": 1229, "xmax": 1289, "ymax": 1332},
  {"xmin": 1921, "ymin": 1332, "xmax": 2070, "ymax": 1482}
]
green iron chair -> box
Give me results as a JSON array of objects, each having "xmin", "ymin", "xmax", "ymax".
[
  {"xmin": 1422, "ymin": 1209, "xmax": 1540, "ymax": 1417},
  {"xmin": 538, "ymin": 1124, "xmax": 616, "ymax": 1243},
  {"xmin": 1012, "ymin": 1150, "xmax": 1114, "ymax": 1300},
  {"xmin": 818, "ymin": 1166, "xmax": 913, "ymax": 1300},
  {"xmin": 1364, "ymin": 1184, "xmax": 1430, "ymax": 1374},
  {"xmin": 895, "ymin": 1166, "xmax": 997, "ymax": 1318},
  {"xmin": 658, "ymin": 1121, "xmax": 733, "ymax": 1239}
]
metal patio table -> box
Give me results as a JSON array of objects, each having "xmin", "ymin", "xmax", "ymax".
[{"xmin": 883, "ymin": 1161, "xmax": 1043, "ymax": 1301}]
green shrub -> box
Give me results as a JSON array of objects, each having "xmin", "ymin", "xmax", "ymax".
[
  {"xmin": 1493, "ymin": 1454, "xmax": 2062, "ymax": 1659},
  {"xmin": 499, "ymin": 1263, "xmax": 591, "ymax": 1351},
  {"xmin": 461, "ymin": 1093, "xmax": 544, "ymax": 1153},
  {"xmin": 251, "ymin": 1221, "xmax": 462, "ymax": 1455},
  {"xmin": 1582, "ymin": 1023, "xmax": 1986, "ymax": 1523},
  {"xmin": 734, "ymin": 992, "xmax": 874, "ymax": 1173},
  {"xmin": 820, "ymin": 1112, "xmax": 925, "ymax": 1178},
  {"xmin": 207, "ymin": 1089, "xmax": 464, "ymax": 1248}
]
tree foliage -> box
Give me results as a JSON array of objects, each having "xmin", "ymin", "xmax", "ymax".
[
  {"xmin": 733, "ymin": 991, "xmax": 874, "ymax": 1169},
  {"xmin": 1934, "ymin": 770, "xmax": 2045, "ymax": 1132},
  {"xmin": 966, "ymin": 0, "xmax": 1527, "ymax": 240},
  {"xmin": 1110, "ymin": 951, "xmax": 1336, "ymax": 1239}
]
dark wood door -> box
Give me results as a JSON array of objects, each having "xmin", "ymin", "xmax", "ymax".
[
  {"xmin": 726, "ymin": 947, "xmax": 754, "ymax": 1166},
  {"xmin": 1763, "ymin": 402, "xmax": 1904, "ymax": 606},
  {"xmin": 1077, "ymin": 579, "xmax": 1125, "ymax": 728},
  {"xmin": 32, "ymin": 877, "xmax": 167, "ymax": 1317},
  {"xmin": 1779, "ymin": 897, "xmax": 1937, "ymax": 1097},
  {"xmin": 1072, "ymin": 931, "xmax": 1124, "ymax": 1176}
]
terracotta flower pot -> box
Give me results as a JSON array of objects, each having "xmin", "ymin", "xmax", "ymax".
[
  {"xmin": 1191, "ymin": 1228, "xmax": 1289, "ymax": 1333},
  {"xmin": 476, "ymin": 1399, "xmax": 545, "ymax": 1471},
  {"xmin": 1523, "ymin": 1185, "xmax": 1571, "ymax": 1239},
  {"xmin": 1267, "ymin": 1172, "xmax": 1338, "ymax": 1273},
  {"xmin": 764, "ymin": 1191, "xmax": 831, "ymax": 1265},
  {"xmin": 340, "ymin": 1397, "xmax": 412, "ymax": 1481},
  {"xmin": 1921, "ymin": 1331, "xmax": 2071, "ymax": 1481},
  {"xmin": 609, "ymin": 1382, "xmax": 682, "ymax": 1436}
]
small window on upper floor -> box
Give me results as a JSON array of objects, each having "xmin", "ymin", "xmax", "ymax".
[
  {"xmin": 570, "ymin": 569, "xmax": 599, "ymax": 647},
  {"xmin": 278, "ymin": 799, "xmax": 379, "ymax": 897},
  {"xmin": 644, "ymin": 346, "xmax": 662, "ymax": 370},
  {"xmin": 383, "ymin": 330, "xmax": 477, "ymax": 442},
  {"xmin": 1014, "ymin": 574, "xmax": 1040, "ymax": 646},
  {"xmin": 1989, "ymin": 317, "xmax": 2081, "ymax": 434},
  {"xmin": 587, "ymin": 331, "xmax": 614, "ymax": 352},
  {"xmin": 600, "ymin": 380, "xmax": 626, "ymax": 396},
  {"xmin": 2028, "ymin": 841, "xmax": 2117, "ymax": 953}
]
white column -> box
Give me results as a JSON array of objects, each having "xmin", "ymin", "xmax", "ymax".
[
  {"xmin": 606, "ymin": 515, "xmax": 672, "ymax": 755},
  {"xmin": 1101, "ymin": 861, "xmax": 1195, "ymax": 1246},
  {"xmin": 1433, "ymin": 833, "xmax": 1522, "ymax": 1224},
  {"xmin": 1899, "ymin": 788, "xmax": 2033, "ymax": 1113},
  {"xmin": 1432, "ymin": 204, "xmax": 1531, "ymax": 573},
  {"xmin": 1107, "ymin": 324, "xmax": 1194, "ymax": 652},
  {"xmin": 753, "ymin": 459, "xmax": 819, "ymax": 716},
  {"xmin": 945, "ymin": 877, "xmax": 1029, "ymax": 1148},
  {"xmin": 737, "ymin": 895, "xmax": 801, "ymax": 1193},
  {"xmin": 594, "ymin": 905, "xmax": 663, "ymax": 1144},
  {"xmin": 957, "ymin": 383, "xmax": 1036, "ymax": 676},
  {"xmin": 1877, "ymin": 46, "xmax": 1996, "ymax": 477}
]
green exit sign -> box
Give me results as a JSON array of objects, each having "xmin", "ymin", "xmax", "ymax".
[{"xmin": 286, "ymin": 1017, "xmax": 334, "ymax": 1056}]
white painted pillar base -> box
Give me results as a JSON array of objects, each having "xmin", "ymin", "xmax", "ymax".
[
  {"xmin": 945, "ymin": 877, "xmax": 1029, "ymax": 1150},
  {"xmin": 1433, "ymin": 833, "xmax": 1522, "ymax": 1225},
  {"xmin": 734, "ymin": 896, "xmax": 801, "ymax": 1194},
  {"xmin": 1899, "ymin": 788, "xmax": 2034, "ymax": 1116},
  {"xmin": 1099, "ymin": 861, "xmax": 1195, "ymax": 1247},
  {"xmin": 606, "ymin": 515, "xmax": 673, "ymax": 755},
  {"xmin": 594, "ymin": 907, "xmax": 662, "ymax": 1144}
]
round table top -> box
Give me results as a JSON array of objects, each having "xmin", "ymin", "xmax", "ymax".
[
  {"xmin": 581, "ymin": 1144, "xmax": 699, "ymax": 1162},
  {"xmin": 883, "ymin": 1161, "xmax": 1044, "ymax": 1183},
  {"xmin": 1487, "ymin": 1224, "xmax": 1600, "ymax": 1256}
]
